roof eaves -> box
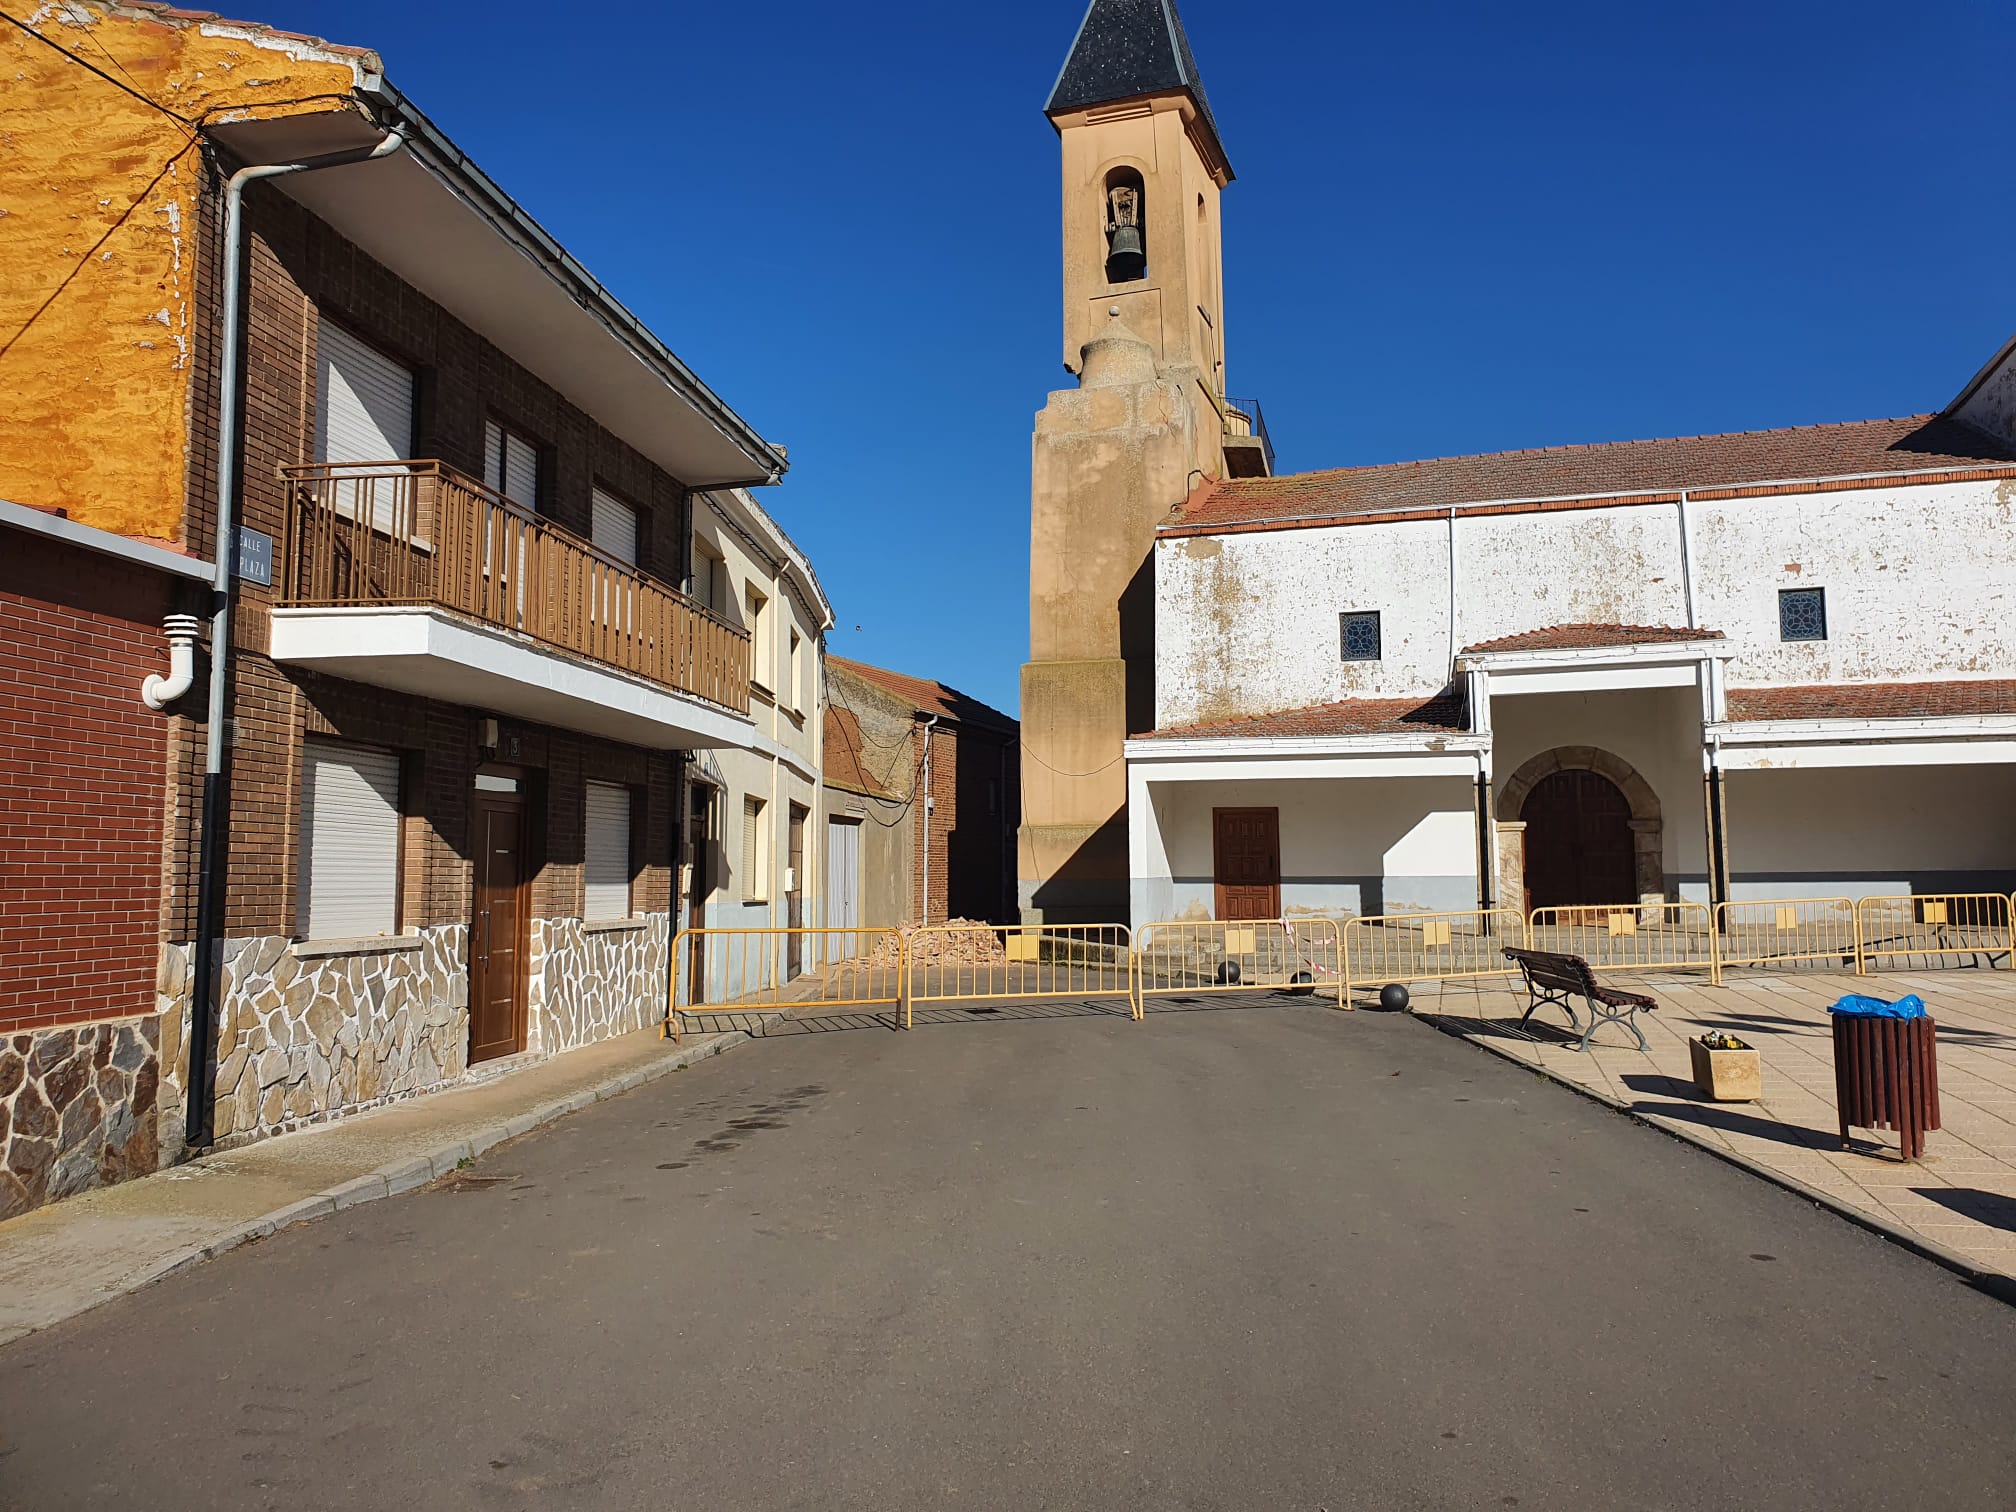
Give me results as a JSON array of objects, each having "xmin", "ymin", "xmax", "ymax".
[{"xmin": 354, "ymin": 76, "xmax": 789, "ymax": 486}]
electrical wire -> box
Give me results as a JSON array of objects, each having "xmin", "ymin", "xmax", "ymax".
[{"xmin": 2, "ymin": 8, "xmax": 197, "ymax": 126}]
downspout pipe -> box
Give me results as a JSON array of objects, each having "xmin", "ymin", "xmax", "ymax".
[
  {"xmin": 185, "ymin": 130, "xmax": 405, "ymax": 1150},
  {"xmin": 916, "ymin": 714, "xmax": 941, "ymax": 925}
]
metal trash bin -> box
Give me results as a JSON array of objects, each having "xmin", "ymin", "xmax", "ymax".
[{"xmin": 1828, "ymin": 994, "xmax": 1940, "ymax": 1161}]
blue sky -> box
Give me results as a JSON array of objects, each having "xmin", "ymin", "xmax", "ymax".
[{"xmin": 249, "ymin": 1, "xmax": 2014, "ymax": 714}]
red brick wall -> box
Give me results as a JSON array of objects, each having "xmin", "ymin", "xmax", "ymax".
[{"xmin": 0, "ymin": 531, "xmax": 174, "ymax": 1032}]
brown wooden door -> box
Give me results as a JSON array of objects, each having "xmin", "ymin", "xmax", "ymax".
[
  {"xmin": 1521, "ymin": 770, "xmax": 1635, "ymax": 910},
  {"xmin": 686, "ymin": 785, "xmax": 713, "ymax": 1005},
  {"xmin": 470, "ymin": 793, "xmax": 528, "ymax": 1062},
  {"xmin": 1213, "ymin": 807, "xmax": 1282, "ymax": 920}
]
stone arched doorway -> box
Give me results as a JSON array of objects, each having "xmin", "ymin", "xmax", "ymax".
[{"xmin": 1497, "ymin": 748, "xmax": 1663, "ymax": 914}]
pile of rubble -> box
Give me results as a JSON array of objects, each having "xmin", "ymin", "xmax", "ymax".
[{"xmin": 860, "ymin": 920, "xmax": 1009, "ymax": 971}]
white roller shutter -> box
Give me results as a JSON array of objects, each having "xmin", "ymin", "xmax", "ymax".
[
  {"xmin": 741, "ymin": 795, "xmax": 767, "ymax": 903},
  {"xmin": 297, "ymin": 740, "xmax": 401, "ymax": 940},
  {"xmin": 591, "ymin": 487, "xmax": 639, "ymax": 566},
  {"xmin": 583, "ymin": 781, "xmax": 633, "ymax": 920},
  {"xmin": 315, "ymin": 320, "xmax": 413, "ymax": 466},
  {"xmin": 484, "ymin": 419, "xmax": 541, "ymax": 510}
]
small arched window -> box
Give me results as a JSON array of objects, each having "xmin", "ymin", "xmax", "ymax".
[{"xmin": 1103, "ymin": 167, "xmax": 1146, "ymax": 283}]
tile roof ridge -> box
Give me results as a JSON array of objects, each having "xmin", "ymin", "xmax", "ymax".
[{"xmin": 1233, "ymin": 414, "xmax": 1941, "ymax": 491}]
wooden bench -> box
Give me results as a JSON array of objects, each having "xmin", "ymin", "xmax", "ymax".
[{"xmin": 1502, "ymin": 946, "xmax": 1657, "ymax": 1052}]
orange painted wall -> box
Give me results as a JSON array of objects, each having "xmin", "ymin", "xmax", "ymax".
[{"xmin": 0, "ymin": 4, "xmax": 364, "ymax": 542}]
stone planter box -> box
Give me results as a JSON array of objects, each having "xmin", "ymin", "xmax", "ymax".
[{"xmin": 1690, "ymin": 1037, "xmax": 1761, "ymax": 1102}]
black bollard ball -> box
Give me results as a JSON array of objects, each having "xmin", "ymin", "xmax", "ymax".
[
  {"xmin": 1215, "ymin": 959, "xmax": 1242, "ymax": 986},
  {"xmin": 1379, "ymin": 982, "xmax": 1410, "ymax": 1012},
  {"xmin": 1288, "ymin": 970, "xmax": 1315, "ymax": 996}
]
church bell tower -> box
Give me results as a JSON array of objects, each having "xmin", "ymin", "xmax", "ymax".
[{"xmin": 1018, "ymin": 0, "xmax": 1246, "ymax": 923}]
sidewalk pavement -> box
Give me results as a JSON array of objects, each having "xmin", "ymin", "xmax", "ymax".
[
  {"xmin": 1413, "ymin": 967, "xmax": 2016, "ymax": 1288},
  {"xmin": 0, "ymin": 1026, "xmax": 746, "ymax": 1348}
]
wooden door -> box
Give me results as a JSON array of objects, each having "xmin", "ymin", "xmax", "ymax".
[
  {"xmin": 470, "ymin": 793, "xmax": 527, "ymax": 1062},
  {"xmin": 1521, "ymin": 770, "xmax": 1635, "ymax": 910},
  {"xmin": 1213, "ymin": 808, "xmax": 1282, "ymax": 920},
  {"xmin": 685, "ymin": 784, "xmax": 713, "ymax": 1005}
]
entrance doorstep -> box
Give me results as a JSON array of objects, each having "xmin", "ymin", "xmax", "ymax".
[{"xmin": 0, "ymin": 1026, "xmax": 749, "ymax": 1349}]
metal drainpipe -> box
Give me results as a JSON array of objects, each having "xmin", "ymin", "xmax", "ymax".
[
  {"xmin": 916, "ymin": 715, "xmax": 940, "ymax": 924},
  {"xmin": 185, "ymin": 130, "xmax": 406, "ymax": 1150}
]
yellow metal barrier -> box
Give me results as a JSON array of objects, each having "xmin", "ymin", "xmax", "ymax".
[
  {"xmin": 1135, "ymin": 919, "xmax": 1347, "ymax": 1010},
  {"xmin": 1854, "ymin": 894, "xmax": 2013, "ymax": 973},
  {"xmin": 904, "ymin": 924, "xmax": 1138, "ymax": 1027},
  {"xmin": 1341, "ymin": 909, "xmax": 1528, "ymax": 999},
  {"xmin": 1526, "ymin": 902, "xmax": 1716, "ymax": 975},
  {"xmin": 664, "ymin": 927, "xmax": 905, "ymax": 1039},
  {"xmin": 1710, "ymin": 898, "xmax": 1859, "ymax": 984}
]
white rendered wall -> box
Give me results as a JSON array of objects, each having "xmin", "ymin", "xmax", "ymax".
[
  {"xmin": 1724, "ymin": 763, "xmax": 2016, "ymax": 901},
  {"xmin": 1155, "ymin": 479, "xmax": 2016, "ymax": 728},
  {"xmin": 1691, "ymin": 479, "xmax": 2016, "ymax": 686},
  {"xmin": 1131, "ymin": 776, "xmax": 1478, "ymax": 927}
]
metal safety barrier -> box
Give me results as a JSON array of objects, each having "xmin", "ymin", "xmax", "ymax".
[
  {"xmin": 1854, "ymin": 894, "xmax": 2013, "ymax": 973},
  {"xmin": 1342, "ymin": 909, "xmax": 1528, "ymax": 999},
  {"xmin": 1136, "ymin": 918, "xmax": 1347, "ymax": 1010},
  {"xmin": 1710, "ymin": 897, "xmax": 1859, "ymax": 984},
  {"xmin": 904, "ymin": 924, "xmax": 1138, "ymax": 1027},
  {"xmin": 1526, "ymin": 902, "xmax": 1716, "ymax": 975},
  {"xmin": 664, "ymin": 926, "xmax": 905, "ymax": 1039}
]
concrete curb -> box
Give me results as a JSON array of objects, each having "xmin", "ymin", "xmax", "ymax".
[
  {"xmin": 3, "ymin": 1031, "xmax": 750, "ymax": 1348},
  {"xmin": 1418, "ymin": 1013, "xmax": 2016, "ymax": 1307}
]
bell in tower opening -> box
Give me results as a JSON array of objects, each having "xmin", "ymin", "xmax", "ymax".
[{"xmin": 1104, "ymin": 171, "xmax": 1146, "ymax": 283}]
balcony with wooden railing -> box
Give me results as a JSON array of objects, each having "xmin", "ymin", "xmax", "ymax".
[{"xmin": 278, "ymin": 461, "xmax": 750, "ymax": 717}]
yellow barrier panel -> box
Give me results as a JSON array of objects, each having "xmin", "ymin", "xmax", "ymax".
[
  {"xmin": 1854, "ymin": 894, "xmax": 2013, "ymax": 973},
  {"xmin": 1341, "ymin": 909, "xmax": 1528, "ymax": 999},
  {"xmin": 1710, "ymin": 898, "xmax": 1859, "ymax": 984},
  {"xmin": 903, "ymin": 924, "xmax": 1139, "ymax": 1027},
  {"xmin": 1135, "ymin": 919, "xmax": 1347, "ymax": 1010},
  {"xmin": 1527, "ymin": 902, "xmax": 1716, "ymax": 975},
  {"xmin": 665, "ymin": 927, "xmax": 905, "ymax": 1040}
]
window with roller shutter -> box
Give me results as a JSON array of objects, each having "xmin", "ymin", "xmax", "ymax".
[
  {"xmin": 483, "ymin": 419, "xmax": 542, "ymax": 511},
  {"xmin": 296, "ymin": 740, "xmax": 402, "ymax": 940},
  {"xmin": 591, "ymin": 486, "xmax": 639, "ymax": 567},
  {"xmin": 314, "ymin": 320, "xmax": 415, "ymax": 533},
  {"xmin": 583, "ymin": 782, "xmax": 633, "ymax": 920}
]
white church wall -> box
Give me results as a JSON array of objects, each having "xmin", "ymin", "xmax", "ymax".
[
  {"xmin": 1456, "ymin": 505, "xmax": 1690, "ymax": 648},
  {"xmin": 1954, "ymin": 343, "xmax": 2016, "ymax": 446},
  {"xmin": 1724, "ymin": 763, "xmax": 2016, "ymax": 901},
  {"xmin": 1155, "ymin": 477, "xmax": 2016, "ymax": 731},
  {"xmin": 1131, "ymin": 776, "xmax": 1477, "ymax": 927},
  {"xmin": 1490, "ymin": 686, "xmax": 1711, "ymax": 899},
  {"xmin": 1154, "ymin": 519, "xmax": 1451, "ymax": 728},
  {"xmin": 1693, "ymin": 479, "xmax": 2016, "ymax": 686}
]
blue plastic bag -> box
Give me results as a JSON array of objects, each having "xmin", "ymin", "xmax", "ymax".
[{"xmin": 1827, "ymin": 993, "xmax": 1927, "ymax": 1019}]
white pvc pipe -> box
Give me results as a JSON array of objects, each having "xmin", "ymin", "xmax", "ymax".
[{"xmin": 142, "ymin": 612, "xmax": 203, "ymax": 709}]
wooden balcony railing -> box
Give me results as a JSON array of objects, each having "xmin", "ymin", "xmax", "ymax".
[{"xmin": 279, "ymin": 460, "xmax": 750, "ymax": 715}]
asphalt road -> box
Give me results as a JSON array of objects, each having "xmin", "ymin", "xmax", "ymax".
[{"xmin": 6, "ymin": 1001, "xmax": 2016, "ymax": 1511}]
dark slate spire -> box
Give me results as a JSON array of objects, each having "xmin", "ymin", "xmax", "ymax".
[{"xmin": 1046, "ymin": 0, "xmax": 1230, "ymax": 174}]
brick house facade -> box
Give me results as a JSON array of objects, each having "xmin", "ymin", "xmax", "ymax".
[
  {"xmin": 1, "ymin": 5, "xmax": 791, "ymax": 1214},
  {"xmin": 827, "ymin": 659, "xmax": 1019, "ymax": 925}
]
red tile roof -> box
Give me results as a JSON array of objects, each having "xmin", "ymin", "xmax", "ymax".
[
  {"xmin": 1726, "ymin": 681, "xmax": 2016, "ymax": 723},
  {"xmin": 1172, "ymin": 415, "xmax": 2016, "ymax": 534},
  {"xmin": 821, "ymin": 706, "xmax": 891, "ymax": 798},
  {"xmin": 1463, "ymin": 623, "xmax": 1723, "ymax": 654},
  {"xmin": 828, "ymin": 657, "xmax": 1017, "ymax": 734},
  {"xmin": 1140, "ymin": 690, "xmax": 1469, "ymax": 742}
]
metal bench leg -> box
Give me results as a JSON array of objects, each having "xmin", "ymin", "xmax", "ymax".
[{"xmin": 1571, "ymin": 996, "xmax": 1648, "ymax": 1053}]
